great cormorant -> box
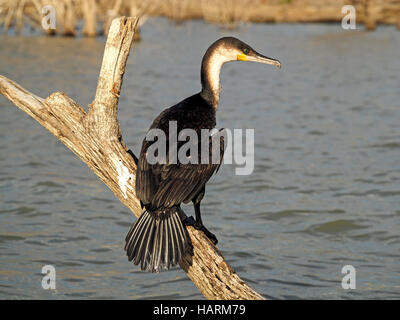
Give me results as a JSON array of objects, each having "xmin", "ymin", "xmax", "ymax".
[{"xmin": 125, "ymin": 37, "xmax": 281, "ymax": 272}]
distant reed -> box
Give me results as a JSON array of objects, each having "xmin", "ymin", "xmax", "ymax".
[{"xmin": 0, "ymin": 0, "xmax": 399, "ymax": 37}]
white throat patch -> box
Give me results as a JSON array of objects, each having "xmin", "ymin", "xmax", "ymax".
[{"xmin": 207, "ymin": 48, "xmax": 237, "ymax": 101}]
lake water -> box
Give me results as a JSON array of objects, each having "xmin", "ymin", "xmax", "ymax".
[{"xmin": 0, "ymin": 18, "xmax": 399, "ymax": 299}]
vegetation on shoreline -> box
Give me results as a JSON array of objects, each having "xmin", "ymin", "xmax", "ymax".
[{"xmin": 0, "ymin": 0, "xmax": 399, "ymax": 37}]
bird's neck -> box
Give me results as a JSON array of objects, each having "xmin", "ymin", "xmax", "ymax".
[{"xmin": 200, "ymin": 49, "xmax": 229, "ymax": 110}]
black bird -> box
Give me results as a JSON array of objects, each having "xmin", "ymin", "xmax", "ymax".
[{"xmin": 125, "ymin": 37, "xmax": 281, "ymax": 272}]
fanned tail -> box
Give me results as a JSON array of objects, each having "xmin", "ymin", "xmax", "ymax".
[{"xmin": 124, "ymin": 207, "xmax": 191, "ymax": 272}]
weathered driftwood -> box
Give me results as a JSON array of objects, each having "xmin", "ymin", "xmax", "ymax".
[{"xmin": 0, "ymin": 16, "xmax": 264, "ymax": 300}]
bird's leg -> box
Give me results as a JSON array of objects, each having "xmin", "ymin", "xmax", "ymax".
[
  {"xmin": 194, "ymin": 201, "xmax": 204, "ymax": 226},
  {"xmin": 183, "ymin": 204, "xmax": 218, "ymax": 245},
  {"xmin": 193, "ymin": 202, "xmax": 218, "ymax": 245},
  {"xmin": 182, "ymin": 189, "xmax": 218, "ymax": 245}
]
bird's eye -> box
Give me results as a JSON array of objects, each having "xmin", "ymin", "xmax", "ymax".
[{"xmin": 243, "ymin": 48, "xmax": 249, "ymax": 54}]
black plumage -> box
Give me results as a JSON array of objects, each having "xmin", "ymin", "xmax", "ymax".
[
  {"xmin": 125, "ymin": 94, "xmax": 224, "ymax": 272},
  {"xmin": 125, "ymin": 37, "xmax": 281, "ymax": 272}
]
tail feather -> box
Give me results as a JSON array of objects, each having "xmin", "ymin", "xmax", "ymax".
[
  {"xmin": 125, "ymin": 210, "xmax": 149, "ymax": 255},
  {"xmin": 134, "ymin": 216, "xmax": 155, "ymax": 266},
  {"xmin": 138, "ymin": 217, "xmax": 156, "ymax": 268},
  {"xmin": 126, "ymin": 211, "xmax": 151, "ymax": 261},
  {"xmin": 164, "ymin": 217, "xmax": 172, "ymax": 269},
  {"xmin": 131, "ymin": 214, "xmax": 153, "ymax": 263},
  {"xmin": 125, "ymin": 210, "xmax": 148, "ymax": 241},
  {"xmin": 172, "ymin": 213, "xmax": 185, "ymax": 263},
  {"xmin": 150, "ymin": 217, "xmax": 163, "ymax": 270},
  {"xmin": 170, "ymin": 214, "xmax": 180, "ymax": 265},
  {"xmin": 125, "ymin": 207, "xmax": 191, "ymax": 272}
]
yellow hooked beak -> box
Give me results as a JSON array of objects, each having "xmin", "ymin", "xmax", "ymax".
[
  {"xmin": 237, "ymin": 53, "xmax": 248, "ymax": 61},
  {"xmin": 237, "ymin": 52, "xmax": 281, "ymax": 68}
]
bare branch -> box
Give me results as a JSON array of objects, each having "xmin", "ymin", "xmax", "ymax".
[
  {"xmin": 0, "ymin": 16, "xmax": 264, "ymax": 300},
  {"xmin": 87, "ymin": 16, "xmax": 138, "ymax": 142}
]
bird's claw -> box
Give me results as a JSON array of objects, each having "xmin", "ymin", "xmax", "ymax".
[
  {"xmin": 183, "ymin": 216, "xmax": 218, "ymax": 245},
  {"xmin": 183, "ymin": 216, "xmax": 196, "ymax": 226},
  {"xmin": 201, "ymin": 228, "xmax": 218, "ymax": 245}
]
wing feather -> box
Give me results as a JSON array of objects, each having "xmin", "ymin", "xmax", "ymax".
[{"xmin": 135, "ymin": 96, "xmax": 224, "ymax": 210}]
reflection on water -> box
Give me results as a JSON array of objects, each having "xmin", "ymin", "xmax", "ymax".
[{"xmin": 0, "ymin": 19, "xmax": 399, "ymax": 299}]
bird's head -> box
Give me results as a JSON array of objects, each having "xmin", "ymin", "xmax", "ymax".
[
  {"xmin": 208, "ymin": 37, "xmax": 282, "ymax": 68},
  {"xmin": 200, "ymin": 37, "xmax": 281, "ymax": 107}
]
